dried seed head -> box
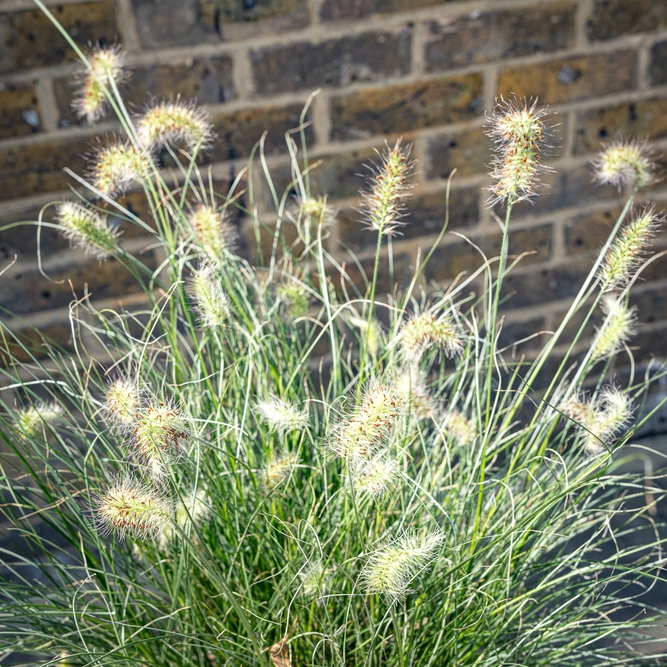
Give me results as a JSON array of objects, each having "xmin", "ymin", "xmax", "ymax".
[
  {"xmin": 277, "ymin": 281, "xmax": 310, "ymax": 319},
  {"xmin": 487, "ymin": 98, "xmax": 550, "ymax": 206},
  {"xmin": 262, "ymin": 452, "xmax": 299, "ymax": 490},
  {"xmin": 158, "ymin": 487, "xmax": 210, "ymax": 549},
  {"xmin": 257, "ymin": 397, "xmax": 308, "ymax": 435},
  {"xmin": 363, "ymin": 532, "xmax": 443, "ymax": 600},
  {"xmin": 74, "ymin": 45, "xmax": 127, "ymax": 124},
  {"xmin": 332, "ymin": 383, "xmax": 403, "ymax": 463},
  {"xmin": 189, "ymin": 266, "xmax": 230, "ymax": 328},
  {"xmin": 96, "ymin": 479, "xmax": 171, "ymax": 540},
  {"xmin": 594, "ymin": 139, "xmax": 655, "ymax": 190},
  {"xmin": 137, "ymin": 100, "xmax": 213, "ymax": 153},
  {"xmin": 362, "ymin": 140, "xmax": 414, "ymax": 236},
  {"xmin": 444, "ymin": 409, "xmax": 476, "ymax": 446},
  {"xmin": 56, "ymin": 202, "xmax": 120, "ymax": 260},
  {"xmin": 16, "ymin": 402, "xmax": 62, "ymax": 440},
  {"xmin": 103, "ymin": 377, "xmax": 140, "ymax": 429},
  {"xmin": 600, "ymin": 206, "xmax": 663, "ymax": 291},
  {"xmin": 188, "ymin": 205, "xmax": 235, "ymax": 260},
  {"xmin": 399, "ymin": 311, "xmax": 463, "ymax": 361},
  {"xmin": 560, "ymin": 386, "xmax": 633, "ymax": 455},
  {"xmin": 91, "ymin": 141, "xmax": 152, "ymax": 198},
  {"xmin": 591, "ymin": 296, "xmax": 636, "ymax": 361},
  {"xmin": 132, "ymin": 402, "xmax": 191, "ymax": 478},
  {"xmin": 352, "ymin": 455, "xmax": 398, "ymax": 498}
]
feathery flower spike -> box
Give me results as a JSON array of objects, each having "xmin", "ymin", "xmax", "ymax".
[
  {"xmin": 591, "ymin": 296, "xmax": 636, "ymax": 361},
  {"xmin": 74, "ymin": 45, "xmax": 127, "ymax": 124},
  {"xmin": 299, "ymin": 196, "xmax": 336, "ymax": 227},
  {"xmin": 188, "ymin": 205, "xmax": 235, "ymax": 260},
  {"xmin": 137, "ymin": 100, "xmax": 213, "ymax": 153},
  {"xmin": 56, "ymin": 201, "xmax": 120, "ymax": 260},
  {"xmin": 594, "ymin": 138, "xmax": 655, "ymax": 190},
  {"xmin": 189, "ymin": 266, "xmax": 230, "ymax": 328},
  {"xmin": 399, "ymin": 311, "xmax": 463, "ymax": 361},
  {"xmin": 363, "ymin": 532, "xmax": 443, "ymax": 600},
  {"xmin": 352, "ymin": 454, "xmax": 398, "ymax": 498},
  {"xmin": 103, "ymin": 377, "xmax": 140, "ymax": 429},
  {"xmin": 16, "ymin": 403, "xmax": 62, "ymax": 440},
  {"xmin": 277, "ymin": 281, "xmax": 310, "ymax": 319},
  {"xmin": 487, "ymin": 98, "xmax": 549, "ymax": 206},
  {"xmin": 257, "ymin": 397, "xmax": 308, "ymax": 435},
  {"xmin": 362, "ymin": 140, "xmax": 414, "ymax": 236},
  {"xmin": 91, "ymin": 141, "xmax": 151, "ymax": 198},
  {"xmin": 158, "ymin": 487, "xmax": 210, "ymax": 549},
  {"xmin": 96, "ymin": 478, "xmax": 171, "ymax": 540},
  {"xmin": 262, "ymin": 452, "xmax": 299, "ymax": 490},
  {"xmin": 600, "ymin": 206, "xmax": 662, "ymax": 291},
  {"xmin": 395, "ymin": 366, "xmax": 434, "ymax": 420},
  {"xmin": 444, "ymin": 409, "xmax": 476, "ymax": 446}
]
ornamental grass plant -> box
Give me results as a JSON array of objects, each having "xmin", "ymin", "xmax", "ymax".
[{"xmin": 2, "ymin": 4, "xmax": 667, "ymax": 666}]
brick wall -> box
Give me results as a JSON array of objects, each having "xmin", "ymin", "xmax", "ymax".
[{"xmin": 1, "ymin": 0, "xmax": 667, "ymax": 381}]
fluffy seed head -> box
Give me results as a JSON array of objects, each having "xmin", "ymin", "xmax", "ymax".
[
  {"xmin": 16, "ymin": 403, "xmax": 62, "ymax": 440},
  {"xmin": 363, "ymin": 532, "xmax": 444, "ymax": 600},
  {"xmin": 188, "ymin": 205, "xmax": 235, "ymax": 260},
  {"xmin": 444, "ymin": 409, "xmax": 476, "ymax": 446},
  {"xmin": 348, "ymin": 315, "xmax": 383, "ymax": 360},
  {"xmin": 96, "ymin": 479, "xmax": 171, "ymax": 540},
  {"xmin": 594, "ymin": 139, "xmax": 655, "ymax": 190},
  {"xmin": 132, "ymin": 402, "xmax": 190, "ymax": 478},
  {"xmin": 103, "ymin": 378, "xmax": 140, "ymax": 429},
  {"xmin": 137, "ymin": 100, "xmax": 213, "ymax": 153},
  {"xmin": 362, "ymin": 140, "xmax": 414, "ymax": 236},
  {"xmin": 299, "ymin": 196, "xmax": 336, "ymax": 226},
  {"xmin": 91, "ymin": 141, "xmax": 151, "ymax": 198},
  {"xmin": 299, "ymin": 563, "xmax": 331, "ymax": 599},
  {"xmin": 591, "ymin": 296, "xmax": 636, "ymax": 361},
  {"xmin": 75, "ymin": 45, "xmax": 127, "ymax": 124},
  {"xmin": 600, "ymin": 206, "xmax": 662, "ymax": 291},
  {"xmin": 257, "ymin": 397, "xmax": 308, "ymax": 435},
  {"xmin": 56, "ymin": 202, "xmax": 120, "ymax": 260},
  {"xmin": 158, "ymin": 488, "xmax": 210, "ymax": 549},
  {"xmin": 332, "ymin": 383, "xmax": 403, "ymax": 463},
  {"xmin": 395, "ymin": 367, "xmax": 434, "ymax": 420},
  {"xmin": 262, "ymin": 452, "xmax": 299, "ymax": 490},
  {"xmin": 487, "ymin": 98, "xmax": 549, "ymax": 205},
  {"xmin": 277, "ymin": 281, "xmax": 309, "ymax": 319},
  {"xmin": 399, "ymin": 311, "xmax": 463, "ymax": 361},
  {"xmin": 352, "ymin": 455, "xmax": 398, "ymax": 498},
  {"xmin": 190, "ymin": 266, "xmax": 230, "ymax": 328}
]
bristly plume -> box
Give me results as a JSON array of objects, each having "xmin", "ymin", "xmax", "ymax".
[
  {"xmin": 363, "ymin": 532, "xmax": 444, "ymax": 600},
  {"xmin": 56, "ymin": 201, "xmax": 120, "ymax": 260},
  {"xmin": 361, "ymin": 139, "xmax": 414, "ymax": 236},
  {"xmin": 399, "ymin": 310, "xmax": 463, "ymax": 362},
  {"xmin": 16, "ymin": 403, "xmax": 62, "ymax": 440},
  {"xmin": 137, "ymin": 99, "xmax": 214, "ymax": 153},
  {"xmin": 158, "ymin": 487, "xmax": 210, "ymax": 549},
  {"xmin": 257, "ymin": 397, "xmax": 308, "ymax": 436},
  {"xmin": 262, "ymin": 452, "xmax": 299, "ymax": 490},
  {"xmin": 189, "ymin": 265, "xmax": 231, "ymax": 328},
  {"xmin": 487, "ymin": 98, "xmax": 550, "ymax": 206},
  {"xmin": 188, "ymin": 205, "xmax": 235, "ymax": 261},
  {"xmin": 594, "ymin": 138, "xmax": 656, "ymax": 190},
  {"xmin": 277, "ymin": 280, "xmax": 310, "ymax": 319},
  {"xmin": 599, "ymin": 206, "xmax": 663, "ymax": 291},
  {"xmin": 591, "ymin": 296, "xmax": 636, "ymax": 361},
  {"xmin": 395, "ymin": 366, "xmax": 434, "ymax": 420},
  {"xmin": 103, "ymin": 377, "xmax": 141, "ymax": 429},
  {"xmin": 299, "ymin": 196, "xmax": 336, "ymax": 227},
  {"xmin": 74, "ymin": 45, "xmax": 128, "ymax": 124},
  {"xmin": 96, "ymin": 478, "xmax": 171, "ymax": 540},
  {"xmin": 444, "ymin": 409, "xmax": 476, "ymax": 446},
  {"xmin": 352, "ymin": 454, "xmax": 398, "ymax": 498},
  {"xmin": 560, "ymin": 386, "xmax": 633, "ymax": 455},
  {"xmin": 90, "ymin": 140, "xmax": 152, "ymax": 198}
]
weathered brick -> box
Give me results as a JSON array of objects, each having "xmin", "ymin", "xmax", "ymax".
[
  {"xmin": 0, "ymin": 320, "xmax": 73, "ymax": 366},
  {"xmin": 497, "ymin": 51, "xmax": 637, "ymax": 105},
  {"xmin": 55, "ymin": 56, "xmax": 235, "ymax": 127},
  {"xmin": 0, "ymin": 252, "xmax": 157, "ymax": 315},
  {"xmin": 0, "ymin": 135, "xmax": 91, "ymax": 202},
  {"xmin": 200, "ymin": 0, "xmax": 310, "ymax": 41},
  {"xmin": 337, "ymin": 185, "xmax": 479, "ymax": 253},
  {"xmin": 331, "ymin": 74, "xmax": 483, "ymax": 142},
  {"xmin": 425, "ymin": 3, "xmax": 574, "ymax": 72},
  {"xmin": 321, "ymin": 0, "xmax": 442, "ymax": 22},
  {"xmin": 209, "ymin": 104, "xmax": 313, "ymax": 162},
  {"xmin": 564, "ymin": 208, "xmax": 621, "ymax": 256},
  {"xmin": 498, "ymin": 316, "xmax": 549, "ymax": 352},
  {"xmin": 631, "ymin": 287, "xmax": 667, "ymax": 326},
  {"xmin": 573, "ymin": 98, "xmax": 667, "ymax": 155},
  {"xmin": 423, "ymin": 223, "xmax": 553, "ymax": 284},
  {"xmin": 626, "ymin": 328, "xmax": 667, "ymax": 364},
  {"xmin": 587, "ymin": 0, "xmax": 667, "ymax": 41},
  {"xmin": 427, "ymin": 127, "xmax": 491, "ymax": 179},
  {"xmin": 334, "ymin": 250, "xmax": 413, "ymax": 297},
  {"xmin": 0, "ymin": 2, "xmax": 118, "ymax": 74},
  {"xmin": 650, "ymin": 41, "xmax": 667, "ymax": 87},
  {"xmin": 250, "ymin": 29, "xmax": 411, "ymax": 95},
  {"xmin": 0, "ymin": 83, "xmax": 40, "ymax": 138}
]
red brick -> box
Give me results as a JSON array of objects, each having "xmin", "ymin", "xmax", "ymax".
[
  {"xmin": 587, "ymin": 0, "xmax": 667, "ymax": 41},
  {"xmin": 250, "ymin": 29, "xmax": 411, "ymax": 95},
  {"xmin": 0, "ymin": 83, "xmax": 40, "ymax": 138},
  {"xmin": 0, "ymin": 2, "xmax": 119, "ymax": 74},
  {"xmin": 573, "ymin": 98, "xmax": 667, "ymax": 155},
  {"xmin": 425, "ymin": 3, "xmax": 574, "ymax": 72},
  {"xmin": 330, "ymin": 74, "xmax": 483, "ymax": 142},
  {"xmin": 497, "ymin": 51, "xmax": 637, "ymax": 105}
]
